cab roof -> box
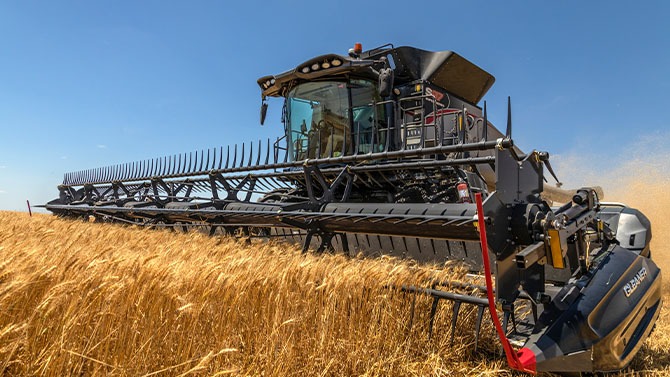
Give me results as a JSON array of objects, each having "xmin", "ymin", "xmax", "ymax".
[{"xmin": 258, "ymin": 45, "xmax": 495, "ymax": 105}]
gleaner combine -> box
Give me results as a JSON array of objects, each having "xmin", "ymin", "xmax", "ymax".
[{"xmin": 45, "ymin": 44, "xmax": 662, "ymax": 374}]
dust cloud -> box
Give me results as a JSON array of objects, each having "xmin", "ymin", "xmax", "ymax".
[{"xmin": 551, "ymin": 131, "xmax": 670, "ymax": 273}]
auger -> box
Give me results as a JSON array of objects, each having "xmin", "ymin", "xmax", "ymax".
[{"xmin": 45, "ymin": 43, "xmax": 661, "ymax": 373}]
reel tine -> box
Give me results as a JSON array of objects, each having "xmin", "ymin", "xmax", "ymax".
[
  {"xmin": 232, "ymin": 144, "xmax": 238, "ymax": 168},
  {"xmin": 149, "ymin": 159, "xmax": 155, "ymax": 178},
  {"xmin": 187, "ymin": 152, "xmax": 192, "ymax": 174},
  {"xmin": 225, "ymin": 145, "xmax": 230, "ymax": 169},
  {"xmin": 218, "ymin": 146, "xmax": 224, "ymax": 169},
  {"xmin": 256, "ymin": 139, "xmax": 262, "ymax": 165},
  {"xmin": 450, "ymin": 301, "xmax": 461, "ymax": 347},
  {"xmin": 265, "ymin": 138, "xmax": 270, "ymax": 165},
  {"xmin": 199, "ymin": 150, "xmax": 205, "ymax": 172},
  {"xmin": 205, "ymin": 149, "xmax": 211, "ymax": 171},
  {"xmin": 474, "ymin": 305, "xmax": 485, "ymax": 352},
  {"xmin": 428, "ymin": 297, "xmax": 439, "ymax": 339},
  {"xmin": 211, "ymin": 148, "xmax": 215, "ymax": 170},
  {"xmin": 248, "ymin": 141, "xmax": 253, "ymax": 167},
  {"xmin": 176, "ymin": 154, "xmax": 182, "ymax": 175}
]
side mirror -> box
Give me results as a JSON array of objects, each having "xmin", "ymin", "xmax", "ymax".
[
  {"xmin": 260, "ymin": 101, "xmax": 268, "ymax": 125},
  {"xmin": 378, "ymin": 67, "xmax": 394, "ymax": 98}
]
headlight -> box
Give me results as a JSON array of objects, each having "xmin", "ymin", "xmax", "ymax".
[
  {"xmin": 311, "ymin": 63, "xmax": 320, "ymax": 71},
  {"xmin": 331, "ymin": 59, "xmax": 342, "ymax": 67},
  {"xmin": 301, "ymin": 66, "xmax": 310, "ymax": 73},
  {"xmin": 321, "ymin": 62, "xmax": 331, "ymax": 69}
]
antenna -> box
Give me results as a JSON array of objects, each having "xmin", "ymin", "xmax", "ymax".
[
  {"xmin": 506, "ymin": 96, "xmax": 512, "ymax": 138},
  {"xmin": 483, "ymin": 101, "xmax": 488, "ymax": 141}
]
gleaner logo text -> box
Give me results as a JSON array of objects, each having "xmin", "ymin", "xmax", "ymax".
[{"xmin": 623, "ymin": 267, "xmax": 647, "ymax": 297}]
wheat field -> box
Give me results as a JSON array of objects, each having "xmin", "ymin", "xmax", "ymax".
[{"xmin": 0, "ymin": 174, "xmax": 669, "ymax": 376}]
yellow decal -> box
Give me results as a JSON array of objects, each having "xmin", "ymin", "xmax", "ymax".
[{"xmin": 548, "ymin": 229, "xmax": 565, "ymax": 269}]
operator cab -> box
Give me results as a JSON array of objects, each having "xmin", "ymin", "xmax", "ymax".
[
  {"xmin": 287, "ymin": 79, "xmax": 386, "ymax": 160},
  {"xmin": 257, "ymin": 44, "xmax": 497, "ymax": 162}
]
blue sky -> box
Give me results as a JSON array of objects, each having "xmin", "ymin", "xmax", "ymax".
[{"xmin": 1, "ymin": 1, "xmax": 668, "ymax": 211}]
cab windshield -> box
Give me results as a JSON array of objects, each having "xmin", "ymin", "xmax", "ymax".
[{"xmin": 286, "ymin": 79, "xmax": 385, "ymax": 161}]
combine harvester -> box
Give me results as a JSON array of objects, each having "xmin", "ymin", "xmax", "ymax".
[{"xmin": 46, "ymin": 44, "xmax": 661, "ymax": 374}]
